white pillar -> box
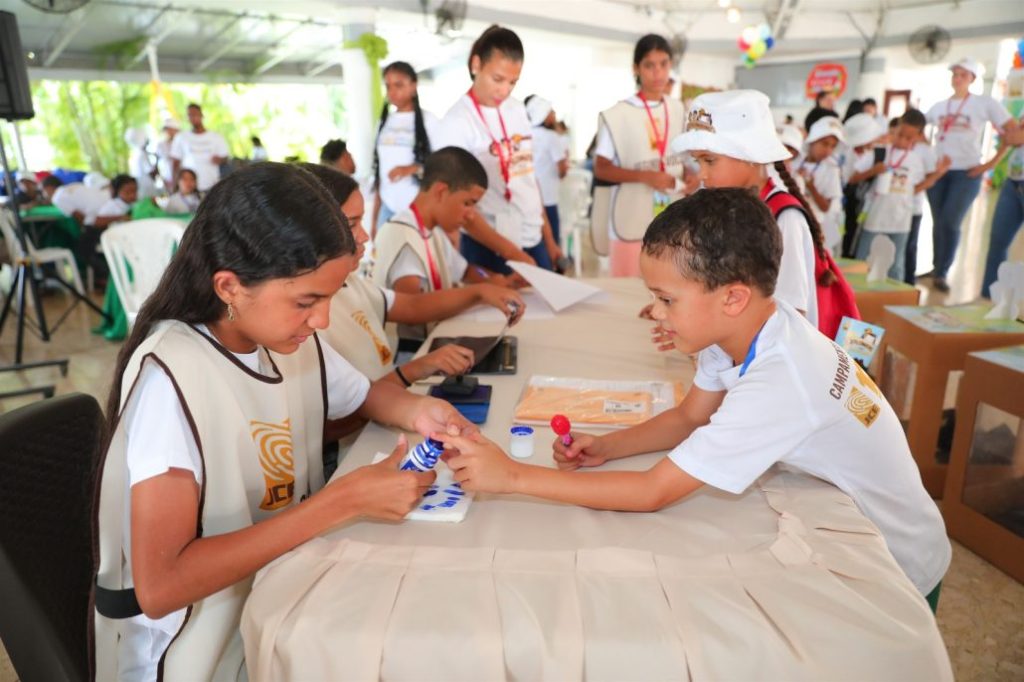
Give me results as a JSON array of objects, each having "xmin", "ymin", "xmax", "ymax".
[{"xmin": 340, "ymin": 11, "xmax": 378, "ymax": 184}]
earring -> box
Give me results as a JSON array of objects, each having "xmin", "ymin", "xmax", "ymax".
[{"xmin": 227, "ymin": 302, "xmax": 235, "ymax": 322}]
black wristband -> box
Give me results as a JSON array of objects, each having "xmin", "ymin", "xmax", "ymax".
[{"xmin": 395, "ymin": 365, "xmax": 413, "ymax": 387}]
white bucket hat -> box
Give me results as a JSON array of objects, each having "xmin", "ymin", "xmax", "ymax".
[
  {"xmin": 670, "ymin": 90, "xmax": 790, "ymax": 164},
  {"xmin": 777, "ymin": 124, "xmax": 803, "ymax": 156},
  {"xmin": 525, "ymin": 96, "xmax": 553, "ymax": 126},
  {"xmin": 163, "ymin": 117, "xmax": 182, "ymax": 130},
  {"xmin": 949, "ymin": 58, "xmax": 982, "ymax": 80},
  {"xmin": 15, "ymin": 170, "xmax": 38, "ymax": 183},
  {"xmin": 806, "ymin": 116, "xmax": 845, "ymax": 145},
  {"xmin": 843, "ymin": 113, "xmax": 885, "ymax": 148}
]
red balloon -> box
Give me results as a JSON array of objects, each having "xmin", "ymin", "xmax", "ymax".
[
  {"xmin": 550, "ymin": 414, "xmax": 572, "ymax": 436},
  {"xmin": 737, "ymin": 36, "xmax": 750, "ymax": 51}
]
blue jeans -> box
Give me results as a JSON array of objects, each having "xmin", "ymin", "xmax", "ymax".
[
  {"xmin": 904, "ymin": 213, "xmax": 923, "ymax": 285},
  {"xmin": 982, "ymin": 179, "xmax": 1024, "ymax": 298},
  {"xmin": 926, "ymin": 170, "xmax": 982, "ymax": 278},
  {"xmin": 856, "ymin": 230, "xmax": 909, "ymax": 282},
  {"xmin": 459, "ymin": 232, "xmax": 552, "ymax": 274},
  {"xmin": 544, "ymin": 204, "xmax": 560, "ymax": 246}
]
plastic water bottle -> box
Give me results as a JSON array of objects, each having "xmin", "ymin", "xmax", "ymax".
[{"xmin": 399, "ymin": 438, "xmax": 444, "ymax": 472}]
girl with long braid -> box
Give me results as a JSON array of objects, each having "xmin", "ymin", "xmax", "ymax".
[
  {"xmin": 372, "ymin": 61, "xmax": 440, "ymax": 231},
  {"xmin": 671, "ymin": 90, "xmax": 858, "ymax": 339}
]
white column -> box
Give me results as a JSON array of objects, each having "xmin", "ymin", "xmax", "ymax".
[{"xmin": 340, "ymin": 10, "xmax": 378, "ymax": 183}]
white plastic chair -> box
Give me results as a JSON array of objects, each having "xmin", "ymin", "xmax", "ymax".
[
  {"xmin": 101, "ymin": 219, "xmax": 186, "ymax": 328},
  {"xmin": 558, "ymin": 167, "xmax": 593, "ymax": 278},
  {"xmin": 0, "ymin": 207, "xmax": 85, "ymax": 299}
]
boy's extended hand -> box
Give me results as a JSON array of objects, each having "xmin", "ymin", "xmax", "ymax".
[
  {"xmin": 552, "ymin": 432, "xmax": 609, "ymax": 470},
  {"xmin": 434, "ymin": 431, "xmax": 521, "ymax": 493}
]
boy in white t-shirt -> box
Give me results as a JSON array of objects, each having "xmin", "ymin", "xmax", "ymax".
[
  {"xmin": 902, "ymin": 109, "xmax": 950, "ymax": 284},
  {"xmin": 438, "ymin": 187, "xmax": 951, "ymax": 610},
  {"xmin": 170, "ymin": 103, "xmax": 229, "ymax": 192},
  {"xmin": 854, "ymin": 111, "xmax": 948, "ymax": 282}
]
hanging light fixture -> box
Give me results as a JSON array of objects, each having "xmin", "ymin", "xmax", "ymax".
[
  {"xmin": 726, "ymin": 7, "xmax": 741, "ymax": 23},
  {"xmin": 717, "ymin": 0, "xmax": 731, "ymax": 7}
]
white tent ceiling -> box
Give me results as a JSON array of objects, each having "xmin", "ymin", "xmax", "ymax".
[{"xmin": 2, "ymin": 0, "xmax": 1022, "ymax": 83}]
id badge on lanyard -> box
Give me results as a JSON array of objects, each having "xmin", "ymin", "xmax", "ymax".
[{"xmin": 653, "ymin": 191, "xmax": 670, "ymax": 217}]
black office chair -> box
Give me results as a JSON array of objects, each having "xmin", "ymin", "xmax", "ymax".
[{"xmin": 0, "ymin": 393, "xmax": 103, "ymax": 682}]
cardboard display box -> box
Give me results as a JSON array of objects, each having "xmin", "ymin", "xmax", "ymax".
[
  {"xmin": 942, "ymin": 346, "xmax": 1024, "ymax": 583},
  {"xmin": 878, "ymin": 305, "xmax": 1024, "ymax": 497},
  {"xmin": 844, "ymin": 271, "xmax": 922, "ymax": 326}
]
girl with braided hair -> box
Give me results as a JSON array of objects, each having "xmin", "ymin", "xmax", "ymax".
[
  {"xmin": 671, "ymin": 90, "xmax": 859, "ymax": 339},
  {"xmin": 371, "ymin": 61, "xmax": 440, "ymax": 231}
]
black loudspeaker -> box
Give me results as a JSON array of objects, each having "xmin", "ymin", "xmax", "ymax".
[{"xmin": 0, "ymin": 11, "xmax": 35, "ymax": 121}]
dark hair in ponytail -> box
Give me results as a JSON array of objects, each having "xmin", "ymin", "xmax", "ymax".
[
  {"xmin": 467, "ymin": 25, "xmax": 523, "ymax": 79},
  {"xmin": 633, "ymin": 34, "xmax": 673, "ymax": 86},
  {"xmin": 102, "ymin": 162, "xmax": 354, "ymax": 443},
  {"xmin": 373, "ymin": 61, "xmax": 432, "ymax": 190},
  {"xmin": 772, "ymin": 161, "xmax": 837, "ymax": 286}
]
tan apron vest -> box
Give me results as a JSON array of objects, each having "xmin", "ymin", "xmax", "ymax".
[
  {"xmin": 598, "ymin": 98, "xmax": 687, "ymax": 242},
  {"xmin": 94, "ymin": 320, "xmax": 328, "ymax": 682},
  {"xmin": 322, "ymin": 275, "xmax": 395, "ymax": 381},
  {"xmin": 372, "ymin": 217, "xmax": 454, "ymax": 293}
]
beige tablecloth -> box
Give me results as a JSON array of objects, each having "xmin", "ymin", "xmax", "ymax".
[{"xmin": 241, "ymin": 278, "xmax": 952, "ymax": 681}]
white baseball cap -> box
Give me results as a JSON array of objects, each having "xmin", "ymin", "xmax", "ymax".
[
  {"xmin": 806, "ymin": 116, "xmax": 845, "ymax": 145},
  {"xmin": 163, "ymin": 117, "xmax": 182, "ymax": 130},
  {"xmin": 525, "ymin": 96, "xmax": 553, "ymax": 126},
  {"xmin": 777, "ymin": 124, "xmax": 803, "ymax": 156},
  {"xmin": 670, "ymin": 90, "xmax": 791, "ymax": 164},
  {"xmin": 15, "ymin": 170, "xmax": 38, "ymax": 183},
  {"xmin": 843, "ymin": 113, "xmax": 885, "ymax": 148},
  {"xmin": 949, "ymin": 58, "xmax": 982, "ymax": 80}
]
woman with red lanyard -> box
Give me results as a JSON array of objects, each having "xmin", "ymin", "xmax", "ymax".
[
  {"xmin": 434, "ymin": 25, "xmax": 562, "ymax": 274},
  {"xmin": 592, "ymin": 34, "xmax": 688, "ymax": 277},
  {"xmin": 924, "ymin": 58, "xmax": 1017, "ymax": 293}
]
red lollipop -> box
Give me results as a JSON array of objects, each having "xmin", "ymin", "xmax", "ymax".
[{"xmin": 550, "ymin": 414, "xmax": 573, "ymax": 446}]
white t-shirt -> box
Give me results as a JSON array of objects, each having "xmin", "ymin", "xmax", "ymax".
[
  {"xmin": 155, "ymin": 138, "xmax": 175, "ymax": 186},
  {"xmin": 97, "ymin": 197, "xmax": 131, "ymax": 219},
  {"xmin": 51, "ymin": 183, "xmax": 110, "ymax": 226},
  {"xmin": 435, "ymin": 95, "xmax": 543, "ymax": 248},
  {"xmin": 764, "ymin": 183, "xmax": 818, "ymax": 327},
  {"xmin": 164, "ymin": 191, "xmax": 200, "ymax": 215},
  {"xmin": 911, "ymin": 141, "xmax": 937, "ymax": 216},
  {"xmin": 669, "ymin": 301, "xmax": 951, "ymax": 595},
  {"xmin": 384, "ymin": 210, "xmax": 468, "ymax": 290},
  {"xmin": 532, "ymin": 125, "xmax": 565, "ymax": 206},
  {"xmin": 169, "ymin": 130, "xmax": 229, "ymax": 191},
  {"xmin": 796, "ymin": 155, "xmax": 843, "ymax": 252},
  {"xmin": 376, "ymin": 109, "xmax": 441, "ymax": 214},
  {"xmin": 925, "ymin": 94, "xmax": 1012, "ymax": 170},
  {"xmin": 862, "ymin": 145, "xmax": 929, "ymax": 234},
  {"xmin": 119, "ymin": 324, "xmax": 370, "ymax": 682}
]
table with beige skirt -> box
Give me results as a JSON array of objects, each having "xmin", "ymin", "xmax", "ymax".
[{"xmin": 241, "ymin": 279, "xmax": 952, "ymax": 681}]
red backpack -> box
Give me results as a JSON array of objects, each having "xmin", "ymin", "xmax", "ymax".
[{"xmin": 762, "ymin": 185, "xmax": 861, "ymax": 340}]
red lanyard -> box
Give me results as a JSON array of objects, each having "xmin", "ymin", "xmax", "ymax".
[
  {"xmin": 638, "ymin": 93, "xmax": 669, "ymax": 172},
  {"xmin": 467, "ymin": 89, "xmax": 512, "ymax": 201},
  {"xmin": 888, "ymin": 148, "xmax": 910, "ymax": 170},
  {"xmin": 939, "ymin": 95, "xmax": 969, "ymax": 142},
  {"xmin": 409, "ymin": 204, "xmax": 443, "ymax": 291}
]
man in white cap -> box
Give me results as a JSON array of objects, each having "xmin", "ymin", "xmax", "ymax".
[
  {"xmin": 923, "ymin": 57, "xmax": 1018, "ymax": 292},
  {"xmin": 156, "ymin": 117, "xmax": 181, "ymax": 190},
  {"xmin": 525, "ymin": 95, "xmax": 568, "ymax": 246}
]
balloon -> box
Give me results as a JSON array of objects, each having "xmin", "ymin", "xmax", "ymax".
[
  {"xmin": 766, "ymin": 36, "xmax": 775, "ymax": 49},
  {"xmin": 759, "ymin": 23, "xmax": 771, "ymax": 40},
  {"xmin": 744, "ymin": 57, "xmax": 756, "ymax": 69},
  {"xmin": 742, "ymin": 26, "xmax": 759, "ymax": 44},
  {"xmin": 737, "ymin": 36, "xmax": 750, "ymax": 51},
  {"xmin": 750, "ymin": 41, "xmax": 767, "ymax": 59}
]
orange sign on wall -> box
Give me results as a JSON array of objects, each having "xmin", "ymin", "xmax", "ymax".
[{"xmin": 806, "ymin": 63, "xmax": 848, "ymax": 99}]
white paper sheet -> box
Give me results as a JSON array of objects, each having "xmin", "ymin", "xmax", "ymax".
[
  {"xmin": 455, "ymin": 290, "xmax": 555, "ymax": 322},
  {"xmin": 371, "ymin": 453, "xmax": 474, "ymax": 523},
  {"xmin": 508, "ymin": 262, "xmax": 604, "ymax": 312}
]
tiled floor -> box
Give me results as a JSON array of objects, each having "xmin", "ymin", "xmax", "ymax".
[{"xmin": 1, "ymin": 184, "xmax": 1023, "ymax": 680}]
